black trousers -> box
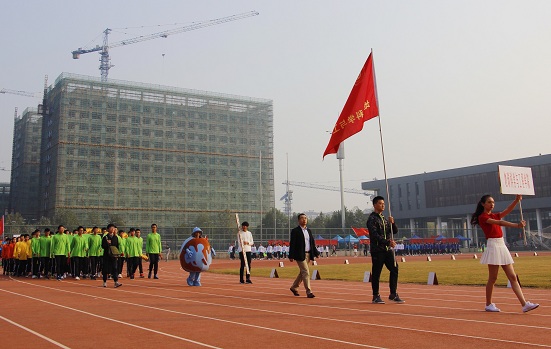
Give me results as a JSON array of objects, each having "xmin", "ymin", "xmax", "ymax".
[
  {"xmin": 89, "ymin": 256, "xmax": 99, "ymax": 276},
  {"xmin": 40, "ymin": 257, "xmax": 52, "ymax": 276},
  {"xmin": 54, "ymin": 255, "xmax": 66, "ymax": 277},
  {"xmin": 371, "ymin": 250, "xmax": 399, "ymax": 297},
  {"xmin": 239, "ymin": 251, "xmax": 252, "ymax": 281},
  {"xmin": 148, "ymin": 253, "xmax": 160, "ymax": 275},
  {"xmin": 137, "ymin": 257, "xmax": 143, "ymax": 274},
  {"xmin": 102, "ymin": 256, "xmax": 119, "ymax": 283},
  {"xmin": 128, "ymin": 256, "xmax": 140, "ymax": 275},
  {"xmin": 32, "ymin": 257, "xmax": 40, "ymax": 276}
]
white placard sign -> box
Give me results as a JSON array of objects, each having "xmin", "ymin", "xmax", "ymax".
[{"xmin": 498, "ymin": 165, "xmax": 535, "ymax": 195}]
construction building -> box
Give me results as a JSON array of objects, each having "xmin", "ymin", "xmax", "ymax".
[
  {"xmin": 36, "ymin": 72, "xmax": 274, "ymax": 228},
  {"xmin": 0, "ymin": 183, "xmax": 9, "ymax": 216},
  {"xmin": 9, "ymin": 108, "xmax": 42, "ymax": 219}
]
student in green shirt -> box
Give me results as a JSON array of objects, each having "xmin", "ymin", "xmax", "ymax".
[
  {"xmin": 126, "ymin": 229, "xmax": 142, "ymax": 279},
  {"xmin": 30, "ymin": 229, "xmax": 41, "ymax": 279},
  {"xmin": 39, "ymin": 228, "xmax": 53, "ymax": 278},
  {"xmin": 51, "ymin": 225, "xmax": 70, "ymax": 280},
  {"xmin": 88, "ymin": 227, "xmax": 102, "ymax": 280},
  {"xmin": 146, "ymin": 223, "xmax": 162, "ymax": 279},
  {"xmin": 136, "ymin": 229, "xmax": 145, "ymax": 278},
  {"xmin": 71, "ymin": 228, "xmax": 89, "ymax": 280},
  {"xmin": 117, "ymin": 230, "xmax": 127, "ymax": 278}
]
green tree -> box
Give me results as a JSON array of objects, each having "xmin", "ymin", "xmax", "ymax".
[{"xmin": 53, "ymin": 209, "xmax": 80, "ymax": 229}]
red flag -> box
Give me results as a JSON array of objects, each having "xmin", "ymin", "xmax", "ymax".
[
  {"xmin": 352, "ymin": 227, "xmax": 369, "ymax": 237},
  {"xmin": 0, "ymin": 216, "xmax": 4, "ymax": 238},
  {"xmin": 323, "ymin": 52, "xmax": 379, "ymax": 158}
]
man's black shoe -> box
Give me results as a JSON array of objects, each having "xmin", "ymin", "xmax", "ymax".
[
  {"xmin": 246, "ymin": 280, "xmax": 252, "ymax": 284},
  {"xmin": 290, "ymin": 288, "xmax": 300, "ymax": 296},
  {"xmin": 389, "ymin": 294, "xmax": 405, "ymax": 303},
  {"xmin": 307, "ymin": 293, "xmax": 316, "ymax": 298},
  {"xmin": 372, "ymin": 295, "xmax": 385, "ymax": 304}
]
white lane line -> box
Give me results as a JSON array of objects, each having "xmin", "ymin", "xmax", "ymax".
[
  {"xmin": 0, "ymin": 288, "xmax": 222, "ymax": 349},
  {"xmin": 127, "ymin": 270, "xmax": 550, "ymax": 316},
  {"xmin": 15, "ymin": 278, "xmax": 551, "ymax": 348},
  {"xmin": 142, "ymin": 278, "xmax": 551, "ymax": 325},
  {"xmin": 0, "ymin": 314, "xmax": 72, "ymax": 349},
  {"xmin": 105, "ymin": 284, "xmax": 551, "ymax": 348},
  {"xmin": 10, "ymin": 280, "xmax": 387, "ymax": 349}
]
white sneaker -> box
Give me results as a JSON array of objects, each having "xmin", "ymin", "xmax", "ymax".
[
  {"xmin": 522, "ymin": 301, "xmax": 539, "ymax": 313},
  {"xmin": 32, "ymin": 275, "xmax": 37, "ymax": 279},
  {"xmin": 485, "ymin": 303, "xmax": 500, "ymax": 312},
  {"xmin": 75, "ymin": 276, "xmax": 80, "ymax": 280},
  {"xmin": 102, "ymin": 282, "xmax": 107, "ymax": 287}
]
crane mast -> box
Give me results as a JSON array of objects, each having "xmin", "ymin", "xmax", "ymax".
[{"xmin": 72, "ymin": 11, "xmax": 259, "ymax": 82}]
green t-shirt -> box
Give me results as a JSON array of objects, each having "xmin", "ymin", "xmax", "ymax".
[
  {"xmin": 38, "ymin": 236, "xmax": 52, "ymax": 257},
  {"xmin": 31, "ymin": 237, "xmax": 41, "ymax": 257},
  {"xmin": 70, "ymin": 235, "xmax": 89, "ymax": 257},
  {"xmin": 146, "ymin": 232, "xmax": 162, "ymax": 254},
  {"xmin": 126, "ymin": 236, "xmax": 142, "ymax": 257},
  {"xmin": 51, "ymin": 233, "xmax": 70, "ymax": 257},
  {"xmin": 88, "ymin": 234, "xmax": 102, "ymax": 257}
]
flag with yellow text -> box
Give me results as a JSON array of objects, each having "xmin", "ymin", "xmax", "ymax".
[{"xmin": 323, "ymin": 52, "xmax": 379, "ymax": 158}]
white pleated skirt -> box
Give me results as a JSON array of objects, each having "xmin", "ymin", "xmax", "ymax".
[{"xmin": 480, "ymin": 237, "xmax": 514, "ymax": 265}]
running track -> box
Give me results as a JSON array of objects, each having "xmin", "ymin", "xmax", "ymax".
[{"xmin": 0, "ymin": 258, "xmax": 549, "ymax": 349}]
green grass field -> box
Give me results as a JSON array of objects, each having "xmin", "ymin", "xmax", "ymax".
[{"xmin": 209, "ymin": 256, "xmax": 551, "ymax": 288}]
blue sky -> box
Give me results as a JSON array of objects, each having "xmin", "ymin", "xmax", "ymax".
[{"xmin": 1, "ymin": 0, "xmax": 550, "ymax": 213}]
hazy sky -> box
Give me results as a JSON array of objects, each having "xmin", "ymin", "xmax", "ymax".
[{"xmin": 1, "ymin": 0, "xmax": 550, "ymax": 214}]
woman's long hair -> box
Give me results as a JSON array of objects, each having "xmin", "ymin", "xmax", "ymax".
[{"xmin": 471, "ymin": 194, "xmax": 492, "ymax": 226}]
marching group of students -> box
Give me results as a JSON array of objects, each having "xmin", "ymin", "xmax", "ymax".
[{"xmin": 1, "ymin": 223, "xmax": 164, "ymax": 288}]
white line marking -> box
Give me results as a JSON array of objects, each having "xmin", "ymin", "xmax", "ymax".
[
  {"xmin": 0, "ymin": 314, "xmax": 72, "ymax": 349},
  {"xmin": 0, "ymin": 288, "xmax": 222, "ymax": 349},
  {"xmin": 8, "ymin": 280, "xmax": 387, "ymax": 349}
]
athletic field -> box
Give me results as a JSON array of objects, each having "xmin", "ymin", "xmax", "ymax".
[{"xmin": 0, "ymin": 254, "xmax": 549, "ymax": 348}]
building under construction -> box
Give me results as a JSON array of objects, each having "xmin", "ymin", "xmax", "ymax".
[
  {"xmin": 10, "ymin": 107, "xmax": 42, "ymax": 219},
  {"xmin": 38, "ymin": 72, "xmax": 274, "ymax": 227}
]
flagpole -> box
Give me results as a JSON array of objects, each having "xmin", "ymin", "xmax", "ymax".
[
  {"xmin": 337, "ymin": 143, "xmax": 347, "ymax": 254},
  {"xmin": 372, "ymin": 50, "xmax": 397, "ymax": 266}
]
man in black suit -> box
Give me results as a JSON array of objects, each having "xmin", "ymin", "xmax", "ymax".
[{"xmin": 288, "ymin": 213, "xmax": 320, "ymax": 298}]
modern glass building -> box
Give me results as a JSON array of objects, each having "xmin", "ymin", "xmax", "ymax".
[
  {"xmin": 361, "ymin": 154, "xmax": 551, "ymax": 247},
  {"xmin": 36, "ymin": 73, "xmax": 274, "ymax": 228}
]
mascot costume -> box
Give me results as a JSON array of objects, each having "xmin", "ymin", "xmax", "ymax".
[{"xmin": 179, "ymin": 227, "xmax": 212, "ymax": 286}]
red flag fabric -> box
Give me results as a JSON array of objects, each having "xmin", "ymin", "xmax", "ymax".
[
  {"xmin": 0, "ymin": 216, "xmax": 4, "ymax": 238},
  {"xmin": 352, "ymin": 227, "xmax": 369, "ymax": 237},
  {"xmin": 323, "ymin": 52, "xmax": 379, "ymax": 158}
]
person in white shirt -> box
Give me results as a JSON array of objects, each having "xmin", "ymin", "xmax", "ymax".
[
  {"xmin": 324, "ymin": 245, "xmax": 329, "ymax": 257},
  {"xmin": 317, "ymin": 245, "xmax": 324, "ymax": 257},
  {"xmin": 237, "ymin": 221, "xmax": 254, "ymax": 284},
  {"xmin": 266, "ymin": 244, "xmax": 273, "ymax": 259},
  {"xmin": 258, "ymin": 244, "xmax": 266, "ymax": 259}
]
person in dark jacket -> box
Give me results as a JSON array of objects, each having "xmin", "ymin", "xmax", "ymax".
[
  {"xmin": 288, "ymin": 213, "xmax": 320, "ymax": 298},
  {"xmin": 102, "ymin": 223, "xmax": 122, "ymax": 288},
  {"xmin": 367, "ymin": 196, "xmax": 404, "ymax": 304}
]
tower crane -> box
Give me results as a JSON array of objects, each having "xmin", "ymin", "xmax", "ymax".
[
  {"xmin": 282, "ymin": 181, "xmax": 373, "ymax": 196},
  {"xmin": 72, "ymin": 11, "xmax": 259, "ymax": 82},
  {"xmin": 0, "ymin": 89, "xmax": 39, "ymax": 98}
]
